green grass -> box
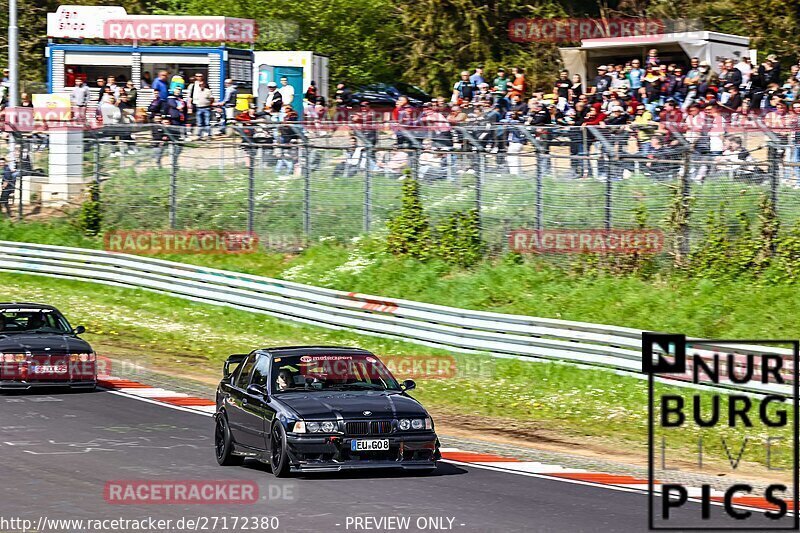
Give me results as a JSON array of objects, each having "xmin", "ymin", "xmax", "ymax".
[{"xmin": 0, "ymin": 271, "xmax": 791, "ymax": 474}]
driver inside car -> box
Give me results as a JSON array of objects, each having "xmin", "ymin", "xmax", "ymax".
[
  {"xmin": 275, "ymin": 369, "xmax": 295, "ymax": 391},
  {"xmin": 24, "ymin": 313, "xmax": 44, "ymax": 331}
]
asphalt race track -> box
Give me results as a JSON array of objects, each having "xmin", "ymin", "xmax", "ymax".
[{"xmin": 0, "ymin": 389, "xmax": 786, "ymax": 532}]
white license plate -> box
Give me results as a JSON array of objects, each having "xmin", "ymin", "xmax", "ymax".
[
  {"xmin": 32, "ymin": 365, "xmax": 67, "ymax": 374},
  {"xmin": 351, "ymin": 439, "xmax": 390, "ymax": 452}
]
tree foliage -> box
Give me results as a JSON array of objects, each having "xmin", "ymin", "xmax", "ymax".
[{"xmin": 395, "ymin": 0, "xmax": 566, "ymax": 94}]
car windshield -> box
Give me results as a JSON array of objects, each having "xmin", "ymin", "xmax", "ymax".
[
  {"xmin": 0, "ymin": 308, "xmax": 72, "ymax": 334},
  {"xmin": 271, "ymin": 353, "xmax": 401, "ymax": 393},
  {"xmin": 395, "ymin": 82, "xmax": 429, "ymax": 99}
]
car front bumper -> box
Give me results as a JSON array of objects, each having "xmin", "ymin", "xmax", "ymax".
[
  {"xmin": 285, "ymin": 432, "xmax": 440, "ymax": 472},
  {"xmin": 0, "ymin": 380, "xmax": 96, "ymax": 390}
]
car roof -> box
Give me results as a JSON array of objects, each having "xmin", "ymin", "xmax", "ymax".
[
  {"xmin": 0, "ymin": 302, "xmax": 62, "ymax": 312},
  {"xmin": 258, "ymin": 346, "xmax": 375, "ymax": 358}
]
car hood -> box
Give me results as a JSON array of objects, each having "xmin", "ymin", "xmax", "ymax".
[
  {"xmin": 0, "ymin": 334, "xmax": 92, "ymax": 355},
  {"xmin": 276, "ymin": 390, "xmax": 428, "ymax": 420}
]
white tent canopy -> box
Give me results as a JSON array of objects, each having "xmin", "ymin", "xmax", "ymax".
[{"xmin": 559, "ymin": 31, "xmax": 752, "ymax": 87}]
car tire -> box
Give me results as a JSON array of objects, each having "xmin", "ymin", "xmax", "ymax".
[
  {"xmin": 270, "ymin": 422, "xmax": 291, "ymax": 478},
  {"xmin": 215, "ymin": 414, "xmax": 243, "ymax": 466}
]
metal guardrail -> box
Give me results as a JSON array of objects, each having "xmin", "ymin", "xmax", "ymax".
[{"xmin": 0, "ymin": 240, "xmax": 792, "ymax": 396}]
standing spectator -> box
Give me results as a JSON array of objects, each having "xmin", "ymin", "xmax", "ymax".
[
  {"xmin": 189, "ymin": 79, "xmax": 214, "ymax": 139},
  {"xmin": 169, "ymin": 71, "xmax": 186, "ymax": 93},
  {"xmin": 141, "ymin": 71, "xmax": 153, "ymax": 89},
  {"xmin": 631, "ymin": 104, "xmax": 654, "ymax": 154},
  {"xmin": 568, "ymin": 74, "xmax": 583, "ymax": 105},
  {"xmin": 151, "ymin": 115, "xmax": 179, "ymax": 170},
  {"xmin": 165, "ymin": 88, "xmax": 187, "ymax": 130},
  {"xmin": 185, "ymin": 72, "xmax": 205, "ymax": 112},
  {"xmin": 278, "ymin": 76, "xmax": 295, "ymax": 119},
  {"xmin": 393, "ymin": 95, "xmax": 417, "ymax": 148},
  {"xmin": 646, "ymin": 49, "xmax": 660, "ymax": 68},
  {"xmin": 508, "ymin": 67, "xmax": 526, "ymax": 100},
  {"xmin": 215, "ymin": 79, "xmax": 238, "ymax": 134},
  {"xmin": 152, "ymin": 71, "xmax": 169, "ymax": 102},
  {"xmin": 553, "ymin": 70, "xmax": 570, "ymax": 110},
  {"xmin": 304, "ymin": 81, "xmax": 317, "ymax": 103},
  {"xmin": 492, "ymin": 68, "xmax": 509, "ymax": 97},
  {"xmin": 670, "ymin": 67, "xmax": 687, "ymax": 105},
  {"xmin": 452, "ymin": 71, "xmax": 475, "ymax": 104},
  {"xmin": 0, "ymin": 157, "xmax": 15, "ymax": 218},
  {"xmin": 107, "ymin": 76, "xmax": 121, "ymax": 99},
  {"xmin": 1, "ymin": 68, "xmax": 9, "ymax": 108},
  {"xmin": 735, "ymin": 56, "xmax": 752, "ymax": 89},
  {"xmin": 262, "ymin": 81, "xmax": 283, "ymax": 121},
  {"xmin": 334, "ymin": 82, "xmax": 354, "ymax": 108},
  {"xmin": 682, "ymin": 58, "xmax": 702, "ymax": 110},
  {"xmin": 98, "ymin": 95, "xmax": 123, "ymax": 155},
  {"xmin": 469, "ymin": 66, "xmax": 485, "ymax": 87},
  {"xmin": 590, "ymin": 65, "xmax": 612, "ymax": 101},
  {"xmin": 627, "ymin": 59, "xmax": 644, "ymax": 92},
  {"xmin": 149, "ymin": 70, "xmax": 169, "ymax": 121},
  {"xmin": 718, "ymin": 59, "xmax": 742, "ymax": 96},
  {"xmin": 790, "ymin": 101, "xmax": 800, "ymax": 184},
  {"xmin": 70, "ymin": 78, "xmax": 90, "ymax": 122},
  {"xmin": 119, "ymin": 80, "xmax": 137, "ymax": 121}
]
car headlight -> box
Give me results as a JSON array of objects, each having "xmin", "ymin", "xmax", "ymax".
[
  {"xmin": 321, "ymin": 421, "xmax": 336, "ymax": 433},
  {"xmin": 411, "ymin": 419, "xmax": 424, "ymax": 430},
  {"xmin": 293, "ymin": 420, "xmax": 306, "ymax": 433},
  {"xmin": 307, "ymin": 422, "xmax": 320, "ymax": 433},
  {"xmin": 399, "ymin": 419, "xmax": 411, "ymax": 430},
  {"xmin": 425, "ymin": 417, "xmax": 433, "ymax": 430}
]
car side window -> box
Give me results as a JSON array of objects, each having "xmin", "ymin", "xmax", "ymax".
[
  {"xmin": 235, "ymin": 355, "xmax": 256, "ymax": 389},
  {"xmin": 251, "ymin": 355, "xmax": 270, "ymax": 388}
]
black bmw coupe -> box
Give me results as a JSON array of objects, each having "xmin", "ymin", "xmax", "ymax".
[
  {"xmin": 214, "ymin": 346, "xmax": 440, "ymax": 476},
  {"xmin": 0, "ymin": 303, "xmax": 95, "ymax": 390}
]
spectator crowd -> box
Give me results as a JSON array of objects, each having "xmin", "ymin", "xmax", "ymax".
[{"xmin": 3, "ymin": 49, "xmax": 800, "ymax": 182}]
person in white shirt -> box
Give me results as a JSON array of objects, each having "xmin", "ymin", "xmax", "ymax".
[
  {"xmin": 99, "ymin": 95, "xmax": 124, "ymax": 155},
  {"xmin": 278, "ymin": 76, "xmax": 295, "ymax": 120},
  {"xmin": 735, "ymin": 57, "xmax": 752, "ymax": 88}
]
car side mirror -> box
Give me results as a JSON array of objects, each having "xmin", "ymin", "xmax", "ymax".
[
  {"xmin": 73, "ymin": 325, "xmax": 86, "ymax": 335},
  {"xmin": 247, "ymin": 384, "xmax": 268, "ymax": 399},
  {"xmin": 401, "ymin": 379, "xmax": 416, "ymax": 391}
]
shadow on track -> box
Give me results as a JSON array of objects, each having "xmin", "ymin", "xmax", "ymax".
[{"xmin": 240, "ymin": 458, "xmax": 467, "ymax": 479}]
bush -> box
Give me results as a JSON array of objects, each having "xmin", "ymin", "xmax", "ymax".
[
  {"xmin": 435, "ymin": 209, "xmax": 483, "ymax": 268},
  {"xmin": 386, "ymin": 173, "xmax": 434, "ymax": 260},
  {"xmin": 78, "ymin": 183, "xmax": 102, "ymax": 236}
]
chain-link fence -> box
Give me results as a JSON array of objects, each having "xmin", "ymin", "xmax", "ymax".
[{"xmin": 2, "ymin": 121, "xmax": 799, "ymax": 254}]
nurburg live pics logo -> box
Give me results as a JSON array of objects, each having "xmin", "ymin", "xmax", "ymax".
[{"xmin": 643, "ymin": 332, "xmax": 800, "ymax": 530}]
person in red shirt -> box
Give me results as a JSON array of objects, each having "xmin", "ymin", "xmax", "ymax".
[{"xmin": 508, "ymin": 67, "xmax": 527, "ymax": 100}]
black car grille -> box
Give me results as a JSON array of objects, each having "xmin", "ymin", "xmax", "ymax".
[
  {"xmin": 345, "ymin": 420, "xmax": 393, "ymax": 435},
  {"xmin": 371, "ymin": 420, "xmax": 392, "ymax": 434},
  {"xmin": 345, "ymin": 421, "xmax": 369, "ymax": 435}
]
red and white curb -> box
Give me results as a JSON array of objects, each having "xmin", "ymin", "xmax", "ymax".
[
  {"xmin": 440, "ymin": 448, "xmax": 793, "ymax": 514},
  {"xmin": 98, "ymin": 376, "xmax": 217, "ymax": 414},
  {"xmin": 97, "ymin": 375, "xmax": 792, "ymax": 514}
]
